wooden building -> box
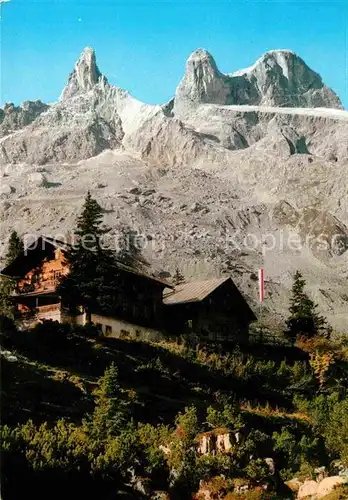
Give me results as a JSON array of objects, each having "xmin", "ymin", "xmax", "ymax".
[
  {"xmin": 163, "ymin": 277, "xmax": 256, "ymax": 341},
  {"xmin": 1, "ymin": 235, "xmax": 170, "ymax": 336},
  {"xmin": 1, "ymin": 236, "xmax": 69, "ymax": 324},
  {"xmin": 1, "ymin": 235, "xmax": 256, "ymax": 341}
]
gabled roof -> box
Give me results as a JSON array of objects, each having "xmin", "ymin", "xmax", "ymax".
[
  {"xmin": 110, "ymin": 260, "xmax": 172, "ymax": 288},
  {"xmin": 40, "ymin": 235, "xmax": 71, "ymax": 252},
  {"xmin": 163, "ymin": 277, "xmax": 230, "ymax": 305},
  {"xmin": 1, "ymin": 234, "xmax": 172, "ymax": 288},
  {"xmin": 1, "ymin": 235, "xmax": 61, "ymax": 278}
]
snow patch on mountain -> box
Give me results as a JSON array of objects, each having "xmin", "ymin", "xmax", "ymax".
[{"xmin": 1, "ymin": 46, "xmax": 347, "ymax": 331}]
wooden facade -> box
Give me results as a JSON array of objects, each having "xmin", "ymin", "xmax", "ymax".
[
  {"xmin": 89, "ymin": 266, "xmax": 169, "ymax": 332},
  {"xmin": 163, "ymin": 277, "xmax": 256, "ymax": 341},
  {"xmin": 1, "ymin": 237, "xmax": 69, "ymax": 321},
  {"xmin": 17, "ymin": 248, "xmax": 67, "ymax": 295},
  {"xmin": 1, "ymin": 235, "xmax": 256, "ymax": 341},
  {"xmin": 1, "ymin": 235, "xmax": 171, "ymax": 332}
]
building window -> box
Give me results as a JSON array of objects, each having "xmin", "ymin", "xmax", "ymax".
[
  {"xmin": 105, "ymin": 325, "xmax": 112, "ymax": 336},
  {"xmin": 187, "ymin": 319, "xmax": 193, "ymax": 329}
]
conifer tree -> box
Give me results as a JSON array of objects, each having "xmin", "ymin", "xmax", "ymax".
[
  {"xmin": 0, "ymin": 231, "xmax": 24, "ymax": 318},
  {"xmin": 286, "ymin": 271, "xmax": 331, "ymax": 339},
  {"xmin": 0, "ymin": 277, "xmax": 15, "ymax": 319},
  {"xmin": 58, "ymin": 192, "xmax": 120, "ymax": 321},
  {"xmin": 173, "ymin": 267, "xmax": 185, "ymax": 286},
  {"xmin": 75, "ymin": 191, "xmax": 106, "ymax": 246},
  {"xmin": 6, "ymin": 231, "xmax": 24, "ymax": 265},
  {"xmin": 90, "ymin": 363, "xmax": 130, "ymax": 437}
]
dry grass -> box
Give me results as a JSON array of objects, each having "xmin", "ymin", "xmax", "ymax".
[
  {"xmin": 240, "ymin": 401, "xmax": 312, "ymax": 423},
  {"xmin": 320, "ymin": 485, "xmax": 348, "ymax": 500}
]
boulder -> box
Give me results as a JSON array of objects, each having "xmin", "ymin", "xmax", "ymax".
[
  {"xmin": 1, "ymin": 350, "xmax": 18, "ymax": 362},
  {"xmin": 216, "ymin": 432, "xmax": 233, "ymax": 453},
  {"xmin": 317, "ymin": 476, "xmax": 345, "ymax": 498},
  {"xmin": 314, "ymin": 466, "xmax": 327, "ymax": 482},
  {"xmin": 142, "ymin": 188, "xmax": 156, "ymax": 196},
  {"xmin": 265, "ymin": 458, "xmax": 276, "ymax": 476},
  {"xmin": 1, "ymin": 201, "xmax": 11, "ymax": 211},
  {"xmin": 0, "ymin": 184, "xmax": 14, "ymax": 196},
  {"xmin": 297, "ymin": 480, "xmax": 318, "ymax": 499},
  {"xmin": 128, "ymin": 186, "xmax": 142, "ymax": 195},
  {"xmin": 190, "ymin": 202, "xmax": 205, "ymax": 213},
  {"xmin": 197, "ymin": 430, "xmax": 241, "ymax": 455},
  {"xmin": 133, "ymin": 477, "xmax": 151, "ymax": 495},
  {"xmin": 197, "ymin": 433, "xmax": 216, "ymax": 455},
  {"xmin": 235, "ymin": 482, "xmax": 251, "ymax": 493},
  {"xmin": 151, "ymin": 492, "xmax": 170, "ymax": 500},
  {"xmin": 28, "ymin": 172, "xmax": 48, "ymax": 187},
  {"xmin": 286, "ymin": 478, "xmax": 302, "ymax": 494}
]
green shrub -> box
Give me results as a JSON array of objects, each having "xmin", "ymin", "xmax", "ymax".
[
  {"xmin": 244, "ymin": 458, "xmax": 269, "ymax": 482},
  {"xmin": 206, "ymin": 401, "xmax": 244, "ymax": 430}
]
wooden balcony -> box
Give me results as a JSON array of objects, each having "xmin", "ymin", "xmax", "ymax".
[
  {"xmin": 15, "ymin": 277, "xmax": 60, "ymax": 296},
  {"xmin": 37, "ymin": 303, "xmax": 61, "ymax": 313}
]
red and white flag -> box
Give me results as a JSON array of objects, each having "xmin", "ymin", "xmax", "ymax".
[{"xmin": 258, "ymin": 268, "xmax": 265, "ymax": 302}]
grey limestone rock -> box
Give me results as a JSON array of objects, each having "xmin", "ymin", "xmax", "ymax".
[{"xmin": 173, "ymin": 48, "xmax": 342, "ymax": 118}]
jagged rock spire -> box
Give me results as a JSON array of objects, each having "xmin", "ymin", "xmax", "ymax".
[
  {"xmin": 232, "ymin": 49, "xmax": 343, "ymax": 109},
  {"xmin": 173, "ymin": 47, "xmax": 343, "ymax": 117},
  {"xmin": 60, "ymin": 47, "xmax": 108, "ymax": 101},
  {"xmin": 174, "ymin": 48, "xmax": 233, "ymax": 115}
]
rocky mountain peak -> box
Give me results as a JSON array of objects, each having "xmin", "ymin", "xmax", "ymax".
[
  {"xmin": 0, "ymin": 100, "xmax": 49, "ymax": 138},
  {"xmin": 0, "ymin": 45, "xmax": 347, "ymax": 331},
  {"xmin": 184, "ymin": 48, "xmax": 223, "ymax": 85},
  {"xmin": 174, "ymin": 47, "xmax": 343, "ymax": 116},
  {"xmin": 174, "ymin": 48, "xmax": 232, "ymax": 115},
  {"xmin": 60, "ymin": 47, "xmax": 108, "ymax": 101},
  {"xmin": 250, "ymin": 49, "xmax": 301, "ymax": 78},
  {"xmin": 242, "ymin": 49, "xmax": 343, "ymax": 108},
  {"xmin": 234, "ymin": 49, "xmax": 317, "ymax": 84},
  {"xmin": 187, "ymin": 48, "xmax": 219, "ymax": 67}
]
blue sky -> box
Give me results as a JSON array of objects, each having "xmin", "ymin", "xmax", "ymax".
[{"xmin": 1, "ymin": 0, "xmax": 347, "ymax": 107}]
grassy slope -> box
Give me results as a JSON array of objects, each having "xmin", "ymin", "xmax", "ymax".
[{"xmin": 1, "ymin": 326, "xmax": 310, "ymax": 434}]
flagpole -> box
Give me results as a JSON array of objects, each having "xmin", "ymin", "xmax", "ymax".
[
  {"xmin": 258, "ymin": 267, "xmax": 264, "ymax": 340},
  {"xmin": 259, "ymin": 240, "xmax": 265, "ymax": 325}
]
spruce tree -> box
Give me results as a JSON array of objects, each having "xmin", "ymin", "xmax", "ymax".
[
  {"xmin": 173, "ymin": 267, "xmax": 185, "ymax": 286},
  {"xmin": 286, "ymin": 271, "xmax": 331, "ymax": 339},
  {"xmin": 0, "ymin": 231, "xmax": 24, "ymax": 318},
  {"xmin": 90, "ymin": 363, "xmax": 130, "ymax": 437},
  {"xmin": 58, "ymin": 192, "xmax": 120, "ymax": 321},
  {"xmin": 0, "ymin": 277, "xmax": 15, "ymax": 319},
  {"xmin": 75, "ymin": 191, "xmax": 106, "ymax": 247},
  {"xmin": 6, "ymin": 231, "xmax": 24, "ymax": 265}
]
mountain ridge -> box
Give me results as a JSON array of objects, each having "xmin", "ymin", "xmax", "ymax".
[
  {"xmin": 0, "ymin": 46, "xmax": 347, "ymax": 332},
  {"xmin": 1, "ymin": 46, "xmax": 343, "ymax": 113},
  {"xmin": 173, "ymin": 47, "xmax": 342, "ymax": 118}
]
